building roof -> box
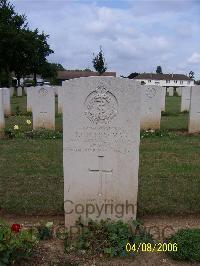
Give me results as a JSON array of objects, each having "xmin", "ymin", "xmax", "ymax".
[
  {"xmin": 135, "ymin": 73, "xmax": 192, "ymax": 81},
  {"xmin": 57, "ymin": 71, "xmax": 116, "ymax": 80}
]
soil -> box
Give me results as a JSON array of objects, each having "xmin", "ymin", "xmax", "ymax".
[{"xmin": 1, "ymin": 214, "xmax": 200, "ymax": 266}]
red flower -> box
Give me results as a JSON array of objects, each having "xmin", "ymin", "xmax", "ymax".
[{"xmin": 11, "ymin": 224, "xmax": 21, "ymax": 233}]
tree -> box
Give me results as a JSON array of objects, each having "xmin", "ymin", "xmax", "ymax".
[
  {"xmin": 128, "ymin": 72, "xmax": 139, "ymax": 79},
  {"xmin": 0, "ymin": 0, "xmax": 54, "ymax": 87},
  {"xmin": 25, "ymin": 29, "xmax": 53, "ymax": 85},
  {"xmin": 92, "ymin": 46, "xmax": 107, "ymax": 75},
  {"xmin": 189, "ymin": 71, "xmax": 195, "ymax": 79},
  {"xmin": 51, "ymin": 63, "xmax": 66, "ymax": 71},
  {"xmin": 0, "ymin": 0, "xmax": 27, "ymax": 86},
  {"xmin": 39, "ymin": 62, "xmax": 57, "ymax": 79},
  {"xmin": 156, "ymin": 66, "xmax": 163, "ymax": 74}
]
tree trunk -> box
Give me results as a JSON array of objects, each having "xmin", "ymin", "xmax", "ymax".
[
  {"xmin": 33, "ymin": 72, "xmax": 37, "ymax": 86},
  {"xmin": 5, "ymin": 65, "xmax": 12, "ymax": 87}
]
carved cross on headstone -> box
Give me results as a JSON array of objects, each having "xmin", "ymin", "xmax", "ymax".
[
  {"xmin": 89, "ymin": 155, "xmax": 113, "ymax": 197},
  {"xmin": 40, "ymin": 112, "xmax": 47, "ymax": 127}
]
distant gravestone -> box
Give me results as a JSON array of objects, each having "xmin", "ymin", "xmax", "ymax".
[
  {"xmin": 63, "ymin": 77, "xmax": 141, "ymax": 227},
  {"xmin": 188, "ymin": 86, "xmax": 200, "ymax": 133},
  {"xmin": 2, "ymin": 88, "xmax": 11, "ymax": 116},
  {"xmin": 140, "ymin": 85, "xmax": 162, "ymax": 129},
  {"xmin": 161, "ymin": 87, "xmax": 166, "ymax": 111},
  {"xmin": 27, "ymin": 87, "xmax": 34, "ymax": 112},
  {"xmin": 168, "ymin": 87, "xmax": 174, "ymax": 96},
  {"xmin": 17, "ymin": 87, "xmax": 23, "ymax": 96},
  {"xmin": 32, "ymin": 86, "xmax": 55, "ymax": 130},
  {"xmin": 10, "ymin": 87, "xmax": 14, "ymax": 97},
  {"xmin": 176, "ymin": 87, "xmax": 182, "ymax": 96},
  {"xmin": 57, "ymin": 86, "xmax": 63, "ymax": 114},
  {"xmin": 181, "ymin": 86, "xmax": 191, "ymax": 112},
  {"xmin": 0, "ymin": 89, "xmax": 5, "ymax": 134}
]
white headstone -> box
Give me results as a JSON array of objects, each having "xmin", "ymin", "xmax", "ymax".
[
  {"xmin": 17, "ymin": 87, "xmax": 23, "ymax": 96},
  {"xmin": 161, "ymin": 87, "xmax": 166, "ymax": 111},
  {"xmin": 176, "ymin": 87, "xmax": 182, "ymax": 96},
  {"xmin": 63, "ymin": 77, "xmax": 141, "ymax": 227},
  {"xmin": 27, "ymin": 87, "xmax": 34, "ymax": 112},
  {"xmin": 2, "ymin": 88, "xmax": 11, "ymax": 116},
  {"xmin": 32, "ymin": 86, "xmax": 55, "ymax": 130},
  {"xmin": 0, "ymin": 89, "xmax": 5, "ymax": 133},
  {"xmin": 10, "ymin": 87, "xmax": 14, "ymax": 97},
  {"xmin": 57, "ymin": 86, "xmax": 64, "ymax": 114},
  {"xmin": 140, "ymin": 85, "xmax": 162, "ymax": 129},
  {"xmin": 168, "ymin": 87, "xmax": 174, "ymax": 96},
  {"xmin": 188, "ymin": 86, "xmax": 200, "ymax": 133},
  {"xmin": 181, "ymin": 86, "xmax": 191, "ymax": 112}
]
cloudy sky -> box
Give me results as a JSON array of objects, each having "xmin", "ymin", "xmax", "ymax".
[{"xmin": 12, "ymin": 0, "xmax": 200, "ymax": 78}]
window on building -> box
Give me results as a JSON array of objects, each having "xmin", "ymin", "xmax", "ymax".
[
  {"xmin": 148, "ymin": 80, "xmax": 151, "ymax": 83},
  {"xmin": 174, "ymin": 80, "xmax": 178, "ymax": 83},
  {"xmin": 166, "ymin": 80, "xmax": 170, "ymax": 83},
  {"xmin": 180, "ymin": 81, "xmax": 183, "ymax": 84},
  {"xmin": 187, "ymin": 81, "xmax": 190, "ymax": 84}
]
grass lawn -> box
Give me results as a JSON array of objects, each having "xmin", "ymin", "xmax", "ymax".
[
  {"xmin": 0, "ymin": 95, "xmax": 200, "ymax": 215},
  {"xmin": 161, "ymin": 96, "xmax": 189, "ymax": 130}
]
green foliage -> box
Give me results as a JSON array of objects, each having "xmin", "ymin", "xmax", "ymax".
[
  {"xmin": 92, "ymin": 46, "xmax": 107, "ymax": 75},
  {"xmin": 156, "ymin": 66, "xmax": 163, "ymax": 74},
  {"xmin": 15, "ymin": 105, "xmax": 21, "ymax": 115},
  {"xmin": 65, "ymin": 219, "xmax": 153, "ymax": 257},
  {"xmin": 37, "ymin": 222, "xmax": 53, "ymax": 240},
  {"xmin": 140, "ymin": 129, "xmax": 175, "ymax": 139},
  {"xmin": 0, "ymin": 0, "xmax": 54, "ymax": 87},
  {"xmin": 189, "ymin": 70, "xmax": 194, "ymax": 79},
  {"xmin": 5, "ymin": 127, "xmax": 62, "ymax": 139},
  {"xmin": 28, "ymin": 129, "xmax": 62, "ymax": 139},
  {"xmin": 0, "ymin": 220, "xmax": 37, "ymax": 265},
  {"xmin": 167, "ymin": 229, "xmax": 200, "ymax": 262},
  {"xmin": 128, "ymin": 72, "xmax": 139, "ymax": 79}
]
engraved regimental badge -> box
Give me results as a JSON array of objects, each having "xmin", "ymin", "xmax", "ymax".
[
  {"xmin": 84, "ymin": 85, "xmax": 118, "ymax": 125},
  {"xmin": 39, "ymin": 87, "xmax": 48, "ymax": 96},
  {"xmin": 145, "ymin": 87, "xmax": 156, "ymax": 98}
]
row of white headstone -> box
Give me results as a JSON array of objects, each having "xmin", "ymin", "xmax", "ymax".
[
  {"xmin": 0, "ymin": 81, "xmax": 200, "ymax": 134},
  {"xmin": 26, "ymin": 84, "xmax": 164, "ymax": 130},
  {"xmin": 0, "ymin": 78, "xmax": 200, "ymax": 226},
  {"xmin": 26, "ymin": 82, "xmax": 200, "ymax": 133}
]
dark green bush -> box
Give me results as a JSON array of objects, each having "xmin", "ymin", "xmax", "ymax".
[
  {"xmin": 167, "ymin": 228, "xmax": 200, "ymax": 262},
  {"xmin": 37, "ymin": 222, "xmax": 54, "ymax": 240}
]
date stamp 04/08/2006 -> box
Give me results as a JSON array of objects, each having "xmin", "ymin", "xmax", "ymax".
[{"xmin": 125, "ymin": 242, "xmax": 178, "ymax": 253}]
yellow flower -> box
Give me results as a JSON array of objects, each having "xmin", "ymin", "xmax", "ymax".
[
  {"xmin": 14, "ymin": 125, "xmax": 19, "ymax": 130},
  {"xmin": 26, "ymin": 119, "xmax": 31, "ymax": 125}
]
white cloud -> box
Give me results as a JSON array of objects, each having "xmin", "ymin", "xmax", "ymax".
[
  {"xmin": 188, "ymin": 52, "xmax": 200, "ymax": 64},
  {"xmin": 11, "ymin": 0, "xmax": 200, "ymax": 78}
]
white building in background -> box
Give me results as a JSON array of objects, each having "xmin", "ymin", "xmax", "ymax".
[{"xmin": 134, "ymin": 73, "xmax": 194, "ymax": 88}]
